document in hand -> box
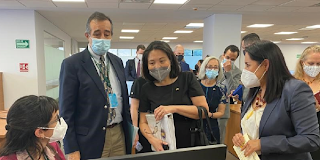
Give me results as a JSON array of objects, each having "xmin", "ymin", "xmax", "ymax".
[
  {"xmin": 233, "ymin": 133, "xmax": 260, "ymax": 160},
  {"xmin": 146, "ymin": 113, "xmax": 176, "ymax": 151}
]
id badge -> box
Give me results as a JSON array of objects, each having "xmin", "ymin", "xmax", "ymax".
[{"xmin": 108, "ymin": 93, "xmax": 118, "ymax": 108}]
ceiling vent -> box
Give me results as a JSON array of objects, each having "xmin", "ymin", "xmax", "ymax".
[{"xmin": 120, "ymin": 0, "xmax": 153, "ymax": 3}]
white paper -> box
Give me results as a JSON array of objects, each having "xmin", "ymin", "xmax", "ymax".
[
  {"xmin": 233, "ymin": 133, "xmax": 260, "ymax": 160},
  {"xmin": 146, "ymin": 113, "xmax": 176, "ymax": 151}
]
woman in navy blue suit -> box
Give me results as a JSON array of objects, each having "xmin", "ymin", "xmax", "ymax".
[{"xmin": 232, "ymin": 40, "xmax": 320, "ymax": 160}]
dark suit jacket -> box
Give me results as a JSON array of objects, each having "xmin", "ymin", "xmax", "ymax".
[
  {"xmin": 241, "ymin": 79, "xmax": 320, "ymax": 160},
  {"xmin": 124, "ymin": 59, "xmax": 136, "ymax": 81},
  {"xmin": 59, "ymin": 48, "xmax": 132, "ymax": 159}
]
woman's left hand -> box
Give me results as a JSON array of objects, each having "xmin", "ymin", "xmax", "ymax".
[
  {"xmin": 242, "ymin": 139, "xmax": 261, "ymax": 157},
  {"xmin": 154, "ymin": 105, "xmax": 176, "ymax": 121}
]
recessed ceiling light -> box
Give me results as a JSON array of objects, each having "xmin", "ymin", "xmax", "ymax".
[
  {"xmin": 299, "ymin": 28, "xmax": 315, "ymax": 31},
  {"xmin": 286, "ymin": 38, "xmax": 304, "ymax": 41},
  {"xmin": 186, "ymin": 23, "xmax": 204, "ymax": 27},
  {"xmin": 301, "ymin": 42, "xmax": 318, "ymax": 44},
  {"xmin": 241, "ymin": 31, "xmax": 247, "ymax": 34},
  {"xmin": 194, "ymin": 41, "xmax": 203, "ymax": 43},
  {"xmin": 119, "ymin": 36, "xmax": 134, "ymax": 39},
  {"xmin": 121, "ymin": 29, "xmax": 139, "ymax": 33},
  {"xmin": 274, "ymin": 32, "xmax": 297, "ymax": 35},
  {"xmin": 174, "ymin": 30, "xmax": 193, "ymax": 33},
  {"xmin": 247, "ymin": 24, "xmax": 274, "ymax": 28},
  {"xmin": 271, "ymin": 41, "xmax": 281, "ymax": 44},
  {"xmin": 306, "ymin": 25, "xmax": 320, "ymax": 29},
  {"xmin": 161, "ymin": 40, "xmax": 170, "ymax": 43},
  {"xmin": 162, "ymin": 37, "xmax": 178, "ymax": 39},
  {"xmin": 154, "ymin": 0, "xmax": 188, "ymax": 4},
  {"xmin": 52, "ymin": 0, "xmax": 85, "ymax": 2}
]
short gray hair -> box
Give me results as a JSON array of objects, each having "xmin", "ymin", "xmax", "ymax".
[
  {"xmin": 85, "ymin": 12, "xmax": 113, "ymax": 35},
  {"xmin": 198, "ymin": 56, "xmax": 223, "ymax": 81}
]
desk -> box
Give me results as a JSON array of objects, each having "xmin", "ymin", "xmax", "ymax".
[
  {"xmin": 224, "ymin": 104, "xmax": 241, "ymax": 157},
  {"xmin": 0, "ymin": 111, "xmax": 7, "ymax": 147}
]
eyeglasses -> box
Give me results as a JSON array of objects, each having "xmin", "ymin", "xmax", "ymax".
[{"xmin": 38, "ymin": 114, "xmax": 61, "ymax": 130}]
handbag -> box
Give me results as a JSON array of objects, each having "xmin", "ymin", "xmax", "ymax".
[{"xmin": 190, "ymin": 106, "xmax": 218, "ymax": 146}]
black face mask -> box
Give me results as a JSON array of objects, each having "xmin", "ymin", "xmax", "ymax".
[
  {"xmin": 195, "ymin": 65, "xmax": 199, "ymax": 71},
  {"xmin": 177, "ymin": 55, "xmax": 184, "ymax": 62}
]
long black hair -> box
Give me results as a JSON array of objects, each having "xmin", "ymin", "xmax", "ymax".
[
  {"xmin": 245, "ymin": 40, "xmax": 294, "ymax": 103},
  {"xmin": 0, "ymin": 95, "xmax": 61, "ymax": 159},
  {"xmin": 142, "ymin": 41, "xmax": 181, "ymax": 82}
]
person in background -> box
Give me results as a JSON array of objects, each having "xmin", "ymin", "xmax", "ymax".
[
  {"xmin": 130, "ymin": 75, "xmax": 152, "ymax": 153},
  {"xmin": 59, "ymin": 12, "xmax": 132, "ymax": 159},
  {"xmin": 174, "ymin": 44, "xmax": 191, "ymax": 72},
  {"xmin": 0, "ymin": 95, "xmax": 66, "ymax": 160},
  {"xmin": 294, "ymin": 45, "xmax": 320, "ymax": 159},
  {"xmin": 219, "ymin": 45, "xmax": 240, "ymax": 144},
  {"xmin": 198, "ymin": 56, "xmax": 227, "ymax": 144},
  {"xmin": 139, "ymin": 41, "xmax": 209, "ymax": 151},
  {"xmin": 232, "ymin": 40, "xmax": 320, "ymax": 160},
  {"xmin": 241, "ymin": 33, "xmax": 260, "ymax": 56},
  {"xmin": 125, "ymin": 44, "xmax": 146, "ymax": 81},
  {"xmin": 193, "ymin": 59, "xmax": 203, "ymax": 76}
]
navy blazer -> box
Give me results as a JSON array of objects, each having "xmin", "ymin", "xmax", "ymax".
[
  {"xmin": 241, "ymin": 79, "xmax": 320, "ymax": 160},
  {"xmin": 59, "ymin": 49, "xmax": 132, "ymax": 159},
  {"xmin": 124, "ymin": 59, "xmax": 137, "ymax": 81}
]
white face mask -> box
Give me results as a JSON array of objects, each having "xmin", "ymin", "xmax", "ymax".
[
  {"xmin": 38, "ymin": 117, "xmax": 68, "ymax": 143},
  {"xmin": 241, "ymin": 63, "xmax": 266, "ymax": 88},
  {"xmin": 303, "ymin": 64, "xmax": 320, "ymax": 78},
  {"xmin": 137, "ymin": 54, "xmax": 143, "ymax": 60}
]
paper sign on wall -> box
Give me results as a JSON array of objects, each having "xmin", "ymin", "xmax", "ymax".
[{"xmin": 20, "ymin": 63, "xmax": 29, "ymax": 72}]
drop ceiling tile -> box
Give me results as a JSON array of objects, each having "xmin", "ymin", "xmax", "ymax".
[
  {"xmin": 0, "ymin": 1, "xmax": 25, "ymax": 7},
  {"xmin": 237, "ymin": 5, "xmax": 274, "ymax": 11},
  {"xmin": 266, "ymin": 6, "xmax": 301, "ymax": 12},
  {"xmin": 294, "ymin": 7, "xmax": 320, "ymax": 12},
  {"xmin": 219, "ymin": 0, "xmax": 258, "ymax": 5},
  {"xmin": 86, "ymin": 0, "xmax": 118, "ymax": 2},
  {"xmin": 208, "ymin": 5, "xmax": 243, "ymax": 11},
  {"xmin": 186, "ymin": 0, "xmax": 221, "ymax": 5},
  {"xmin": 19, "ymin": 1, "xmax": 56, "ymax": 7},
  {"xmin": 281, "ymin": 0, "xmax": 320, "ymax": 7},
  {"xmin": 87, "ymin": 2, "xmax": 118, "ymax": 8},
  {"xmin": 252, "ymin": 0, "xmax": 293, "ymax": 6},
  {"xmin": 179, "ymin": 4, "xmax": 213, "ymax": 10}
]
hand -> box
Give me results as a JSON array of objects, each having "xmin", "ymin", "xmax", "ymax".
[
  {"xmin": 232, "ymin": 133, "xmax": 245, "ymax": 148},
  {"xmin": 149, "ymin": 137, "xmax": 168, "ymax": 151},
  {"xmin": 228, "ymin": 90, "xmax": 240, "ymax": 102},
  {"xmin": 223, "ymin": 60, "xmax": 232, "ymax": 72},
  {"xmin": 242, "ymin": 139, "xmax": 261, "ymax": 157},
  {"xmin": 154, "ymin": 105, "xmax": 175, "ymax": 121},
  {"xmin": 133, "ymin": 134, "xmax": 139, "ymax": 147},
  {"xmin": 67, "ymin": 151, "xmax": 80, "ymax": 160}
]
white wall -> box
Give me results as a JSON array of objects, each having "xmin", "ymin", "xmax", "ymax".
[
  {"xmin": 0, "ymin": 10, "xmax": 38, "ymax": 110},
  {"xmin": 35, "ymin": 11, "xmax": 72, "ymax": 96}
]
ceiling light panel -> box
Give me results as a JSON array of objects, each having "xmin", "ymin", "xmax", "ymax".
[
  {"xmin": 274, "ymin": 32, "xmax": 297, "ymax": 35},
  {"xmin": 162, "ymin": 37, "xmax": 178, "ymax": 39},
  {"xmin": 286, "ymin": 38, "xmax": 304, "ymax": 41},
  {"xmin": 120, "ymin": 36, "xmax": 134, "ymax": 39},
  {"xmin": 174, "ymin": 30, "xmax": 193, "ymax": 33},
  {"xmin": 154, "ymin": 0, "xmax": 188, "ymax": 4},
  {"xmin": 306, "ymin": 25, "xmax": 320, "ymax": 29},
  {"xmin": 247, "ymin": 24, "xmax": 274, "ymax": 28},
  {"xmin": 121, "ymin": 29, "xmax": 140, "ymax": 33},
  {"xmin": 52, "ymin": 0, "xmax": 85, "ymax": 2}
]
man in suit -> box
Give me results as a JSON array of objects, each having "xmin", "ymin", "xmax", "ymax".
[
  {"xmin": 124, "ymin": 44, "xmax": 145, "ymax": 81},
  {"xmin": 174, "ymin": 44, "xmax": 191, "ymax": 72},
  {"xmin": 59, "ymin": 12, "xmax": 132, "ymax": 160},
  {"xmin": 219, "ymin": 45, "xmax": 240, "ymax": 144}
]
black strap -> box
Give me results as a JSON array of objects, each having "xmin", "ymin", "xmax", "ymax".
[{"xmin": 197, "ymin": 106, "xmax": 218, "ymax": 143}]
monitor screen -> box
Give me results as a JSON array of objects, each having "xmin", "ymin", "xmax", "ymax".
[{"xmin": 94, "ymin": 144, "xmax": 226, "ymax": 160}]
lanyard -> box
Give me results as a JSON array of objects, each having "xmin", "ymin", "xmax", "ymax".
[{"xmin": 90, "ymin": 55, "xmax": 111, "ymax": 88}]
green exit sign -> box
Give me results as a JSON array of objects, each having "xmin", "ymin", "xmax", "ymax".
[
  {"xmin": 297, "ymin": 54, "xmax": 301, "ymax": 58},
  {"xmin": 16, "ymin": 39, "xmax": 30, "ymax": 49}
]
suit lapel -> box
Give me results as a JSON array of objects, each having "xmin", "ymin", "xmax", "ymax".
[
  {"xmin": 241, "ymin": 88, "xmax": 259, "ymax": 118},
  {"xmin": 259, "ymin": 98, "xmax": 280, "ymax": 136},
  {"xmin": 132, "ymin": 59, "xmax": 137, "ymax": 77},
  {"xmin": 81, "ymin": 49, "xmax": 108, "ymax": 100}
]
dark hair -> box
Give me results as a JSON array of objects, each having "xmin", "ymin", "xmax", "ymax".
[
  {"xmin": 142, "ymin": 41, "xmax": 180, "ymax": 81},
  {"xmin": 199, "ymin": 59, "xmax": 204, "ymax": 64},
  {"xmin": 223, "ymin": 45, "xmax": 240, "ymax": 58},
  {"xmin": 0, "ymin": 95, "xmax": 61, "ymax": 159},
  {"xmin": 246, "ymin": 40, "xmax": 293, "ymax": 103},
  {"xmin": 242, "ymin": 33, "xmax": 260, "ymax": 47},
  {"xmin": 85, "ymin": 12, "xmax": 113, "ymax": 35},
  {"xmin": 137, "ymin": 44, "xmax": 146, "ymax": 51}
]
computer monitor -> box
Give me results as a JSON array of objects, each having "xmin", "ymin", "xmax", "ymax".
[{"xmin": 95, "ymin": 144, "xmax": 227, "ymax": 160}]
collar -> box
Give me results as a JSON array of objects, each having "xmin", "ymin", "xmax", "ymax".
[{"xmin": 16, "ymin": 146, "xmax": 55, "ymax": 160}]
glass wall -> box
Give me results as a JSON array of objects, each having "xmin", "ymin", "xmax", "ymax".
[{"xmin": 44, "ymin": 31, "xmax": 65, "ymax": 100}]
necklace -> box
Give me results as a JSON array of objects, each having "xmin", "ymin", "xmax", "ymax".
[
  {"xmin": 303, "ymin": 78, "xmax": 318, "ymax": 85},
  {"xmin": 255, "ymin": 89, "xmax": 266, "ymax": 108}
]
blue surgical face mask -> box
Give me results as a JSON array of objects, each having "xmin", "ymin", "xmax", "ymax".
[
  {"xmin": 91, "ymin": 38, "xmax": 111, "ymax": 56},
  {"xmin": 205, "ymin": 69, "xmax": 219, "ymax": 79}
]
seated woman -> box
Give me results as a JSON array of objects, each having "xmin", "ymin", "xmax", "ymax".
[
  {"xmin": 198, "ymin": 56, "xmax": 227, "ymax": 144},
  {"xmin": 232, "ymin": 40, "xmax": 320, "ymax": 160},
  {"xmin": 0, "ymin": 95, "xmax": 67, "ymax": 160},
  {"xmin": 294, "ymin": 45, "xmax": 320, "ymax": 159},
  {"xmin": 139, "ymin": 41, "xmax": 209, "ymax": 151}
]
